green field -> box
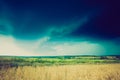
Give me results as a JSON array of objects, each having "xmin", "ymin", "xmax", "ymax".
[
  {"xmin": 0, "ymin": 55, "xmax": 120, "ymax": 67},
  {"xmin": 0, "ymin": 55, "xmax": 120, "ymax": 80}
]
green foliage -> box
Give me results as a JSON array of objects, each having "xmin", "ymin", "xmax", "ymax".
[{"xmin": 0, "ymin": 56, "xmax": 120, "ymax": 67}]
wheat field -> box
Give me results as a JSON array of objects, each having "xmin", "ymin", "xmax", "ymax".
[{"xmin": 0, "ymin": 64, "xmax": 120, "ymax": 80}]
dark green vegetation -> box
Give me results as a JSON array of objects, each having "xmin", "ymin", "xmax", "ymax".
[{"xmin": 0, "ymin": 55, "xmax": 120, "ymax": 67}]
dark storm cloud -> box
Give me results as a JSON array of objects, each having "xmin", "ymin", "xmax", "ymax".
[
  {"xmin": 0, "ymin": 0, "xmax": 120, "ymax": 56},
  {"xmin": 0, "ymin": 0, "xmax": 102, "ymax": 40},
  {"xmin": 70, "ymin": 0, "xmax": 120, "ymax": 39}
]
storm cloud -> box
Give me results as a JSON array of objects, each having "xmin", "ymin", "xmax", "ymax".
[{"xmin": 0, "ymin": 0, "xmax": 120, "ymax": 56}]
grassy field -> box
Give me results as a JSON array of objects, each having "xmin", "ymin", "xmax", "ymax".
[
  {"xmin": 0, "ymin": 56, "xmax": 120, "ymax": 80},
  {"xmin": 0, "ymin": 64, "xmax": 120, "ymax": 80},
  {"xmin": 0, "ymin": 56, "xmax": 120, "ymax": 67}
]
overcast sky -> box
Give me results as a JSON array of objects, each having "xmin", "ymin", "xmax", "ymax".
[{"xmin": 0, "ymin": 0, "xmax": 120, "ymax": 56}]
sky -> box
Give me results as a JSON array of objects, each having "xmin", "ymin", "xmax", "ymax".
[{"xmin": 0, "ymin": 0, "xmax": 120, "ymax": 56}]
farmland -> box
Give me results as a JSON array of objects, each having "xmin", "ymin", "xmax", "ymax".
[
  {"xmin": 0, "ymin": 64, "xmax": 120, "ymax": 80},
  {"xmin": 0, "ymin": 55, "xmax": 120, "ymax": 67},
  {"xmin": 0, "ymin": 55, "xmax": 120, "ymax": 80}
]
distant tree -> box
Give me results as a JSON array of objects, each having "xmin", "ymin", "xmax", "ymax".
[
  {"xmin": 100, "ymin": 56, "xmax": 107, "ymax": 59},
  {"xmin": 115, "ymin": 56, "xmax": 120, "ymax": 60}
]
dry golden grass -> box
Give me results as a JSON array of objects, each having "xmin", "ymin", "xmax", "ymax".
[{"xmin": 0, "ymin": 64, "xmax": 120, "ymax": 80}]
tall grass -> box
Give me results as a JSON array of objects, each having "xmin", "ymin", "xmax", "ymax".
[{"xmin": 0, "ymin": 64, "xmax": 120, "ymax": 80}]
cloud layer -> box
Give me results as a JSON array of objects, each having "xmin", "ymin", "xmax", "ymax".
[
  {"xmin": 0, "ymin": 0, "xmax": 120, "ymax": 56},
  {"xmin": 0, "ymin": 35, "xmax": 119, "ymax": 56}
]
